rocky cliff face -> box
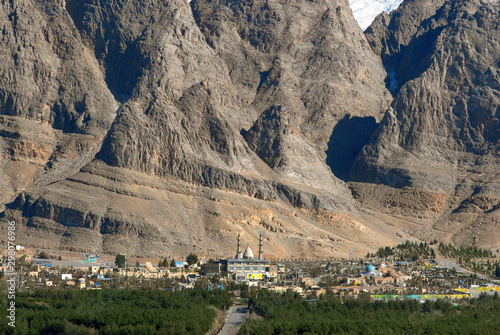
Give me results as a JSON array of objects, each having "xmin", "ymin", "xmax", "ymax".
[
  {"xmin": 0, "ymin": 0, "xmax": 117, "ymax": 207},
  {"xmin": 1, "ymin": 0, "xmax": 499, "ymax": 257},
  {"xmin": 193, "ymin": 0, "xmax": 392, "ymax": 190},
  {"xmin": 351, "ymin": 0, "xmax": 500, "ymax": 248}
]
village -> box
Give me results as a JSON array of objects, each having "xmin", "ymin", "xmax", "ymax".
[{"xmin": 2, "ymin": 236, "xmax": 499, "ymax": 302}]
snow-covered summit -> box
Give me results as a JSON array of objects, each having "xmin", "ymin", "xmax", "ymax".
[{"xmin": 349, "ymin": 0, "xmax": 404, "ymax": 31}]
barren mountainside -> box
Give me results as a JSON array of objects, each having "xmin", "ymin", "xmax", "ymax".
[
  {"xmin": 352, "ymin": 0, "xmax": 500, "ymax": 248},
  {"xmin": 0, "ymin": 0, "xmax": 117, "ymax": 207},
  {"xmin": 0, "ymin": 0, "xmax": 499, "ymax": 259}
]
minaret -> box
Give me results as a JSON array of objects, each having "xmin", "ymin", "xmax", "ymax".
[
  {"xmin": 236, "ymin": 234, "xmax": 242, "ymax": 259},
  {"xmin": 258, "ymin": 234, "xmax": 263, "ymax": 260}
]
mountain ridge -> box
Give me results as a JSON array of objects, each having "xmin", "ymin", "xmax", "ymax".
[
  {"xmin": 0, "ymin": 0, "xmax": 499, "ymax": 258},
  {"xmin": 351, "ymin": 0, "xmax": 500, "ymax": 249}
]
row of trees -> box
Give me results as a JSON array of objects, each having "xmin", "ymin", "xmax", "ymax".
[
  {"xmin": 240, "ymin": 290, "xmax": 500, "ymax": 335},
  {"xmin": 460, "ymin": 259, "xmax": 500, "ymax": 278},
  {"xmin": 438, "ymin": 243, "xmax": 495, "ymax": 260},
  {"xmin": 369, "ymin": 240, "xmax": 435, "ymax": 260},
  {"xmin": 0, "ymin": 289, "xmax": 232, "ymax": 334},
  {"xmin": 368, "ymin": 240, "xmax": 497, "ymax": 262}
]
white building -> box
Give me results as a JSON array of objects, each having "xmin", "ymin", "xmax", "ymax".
[
  {"xmin": 60, "ymin": 274, "xmax": 72, "ymax": 281},
  {"xmin": 225, "ymin": 234, "xmax": 270, "ymax": 281}
]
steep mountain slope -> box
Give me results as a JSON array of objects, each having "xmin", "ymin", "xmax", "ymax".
[
  {"xmin": 0, "ymin": 0, "xmax": 117, "ymax": 208},
  {"xmin": 351, "ymin": 0, "xmax": 500, "ymax": 249},
  {"xmin": 192, "ymin": 0, "xmax": 392, "ymax": 187},
  {"xmin": 2, "ymin": 0, "xmax": 498, "ymax": 258},
  {"xmin": 2, "ymin": 0, "xmax": 398, "ymax": 258}
]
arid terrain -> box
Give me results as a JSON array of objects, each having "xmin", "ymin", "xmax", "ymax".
[{"xmin": 1, "ymin": 0, "xmax": 499, "ymax": 259}]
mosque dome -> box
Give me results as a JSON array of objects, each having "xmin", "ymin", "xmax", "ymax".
[
  {"xmin": 366, "ymin": 264, "xmax": 376, "ymax": 273},
  {"xmin": 243, "ymin": 246, "xmax": 255, "ymax": 259}
]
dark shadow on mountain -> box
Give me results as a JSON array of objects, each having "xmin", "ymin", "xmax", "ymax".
[
  {"xmin": 383, "ymin": 22, "xmax": 445, "ymax": 95},
  {"xmin": 326, "ymin": 115, "xmax": 377, "ymax": 181},
  {"xmin": 65, "ymin": 1, "xmax": 146, "ymax": 103}
]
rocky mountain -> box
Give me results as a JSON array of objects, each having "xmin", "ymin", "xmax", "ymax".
[
  {"xmin": 192, "ymin": 0, "xmax": 391, "ymax": 191},
  {"xmin": 351, "ymin": 0, "xmax": 500, "ymax": 248},
  {"xmin": 1, "ymin": 0, "xmax": 499, "ymax": 258},
  {"xmin": 0, "ymin": 0, "xmax": 117, "ymax": 208}
]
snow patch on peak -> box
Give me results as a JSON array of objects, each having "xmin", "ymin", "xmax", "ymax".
[
  {"xmin": 188, "ymin": 0, "xmax": 401, "ymax": 32},
  {"xmin": 349, "ymin": 0, "xmax": 404, "ymax": 31}
]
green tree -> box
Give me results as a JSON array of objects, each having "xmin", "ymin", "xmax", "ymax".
[
  {"xmin": 170, "ymin": 259, "xmax": 176, "ymax": 268},
  {"xmin": 186, "ymin": 253, "xmax": 199, "ymax": 266},
  {"xmin": 495, "ymin": 264, "xmax": 500, "ymax": 278},
  {"xmin": 115, "ymin": 254, "xmax": 126, "ymax": 268},
  {"xmin": 39, "ymin": 251, "xmax": 49, "ymax": 259}
]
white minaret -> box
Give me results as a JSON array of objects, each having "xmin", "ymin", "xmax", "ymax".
[{"xmin": 258, "ymin": 234, "xmax": 263, "ymax": 260}]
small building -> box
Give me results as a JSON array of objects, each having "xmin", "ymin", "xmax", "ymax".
[
  {"xmin": 268, "ymin": 264, "xmax": 279, "ymax": 278},
  {"xmin": 99, "ymin": 267, "xmax": 113, "ymax": 275},
  {"xmin": 201, "ymin": 262, "xmax": 224, "ymax": 276},
  {"xmin": 289, "ymin": 286, "xmax": 304, "ymax": 294},
  {"xmin": 158, "ymin": 269, "xmax": 170, "ymax": 278},
  {"xmin": 301, "ymin": 277, "xmax": 314, "ymax": 287},
  {"xmin": 89, "ymin": 266, "xmax": 100, "ymax": 275},
  {"xmin": 145, "ymin": 262, "xmax": 157, "ymax": 273},
  {"xmin": 277, "ymin": 263, "xmax": 286, "ymax": 276},
  {"xmin": 28, "ymin": 271, "xmax": 39, "ymax": 278},
  {"xmin": 61, "ymin": 274, "xmax": 72, "ymax": 281},
  {"xmin": 348, "ymin": 277, "xmax": 366, "ymax": 286},
  {"xmin": 375, "ymin": 276, "xmax": 395, "ymax": 285},
  {"xmin": 77, "ymin": 278, "xmax": 86, "ymax": 289},
  {"xmin": 178, "ymin": 283, "xmax": 193, "ymax": 290},
  {"xmin": 267, "ymin": 286, "xmax": 288, "ymax": 293},
  {"xmin": 310, "ymin": 286, "xmax": 327, "ymax": 297}
]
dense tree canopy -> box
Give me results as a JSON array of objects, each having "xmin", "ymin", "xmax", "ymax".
[
  {"xmin": 186, "ymin": 254, "xmax": 199, "ymax": 266},
  {"xmin": 115, "ymin": 254, "xmax": 126, "ymax": 268},
  {"xmin": 0, "ymin": 289, "xmax": 231, "ymax": 335},
  {"xmin": 240, "ymin": 290, "xmax": 500, "ymax": 335}
]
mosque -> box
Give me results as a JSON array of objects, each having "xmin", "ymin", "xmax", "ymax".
[
  {"xmin": 362, "ymin": 264, "xmax": 382, "ymax": 280},
  {"xmin": 224, "ymin": 234, "xmax": 270, "ymax": 281}
]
